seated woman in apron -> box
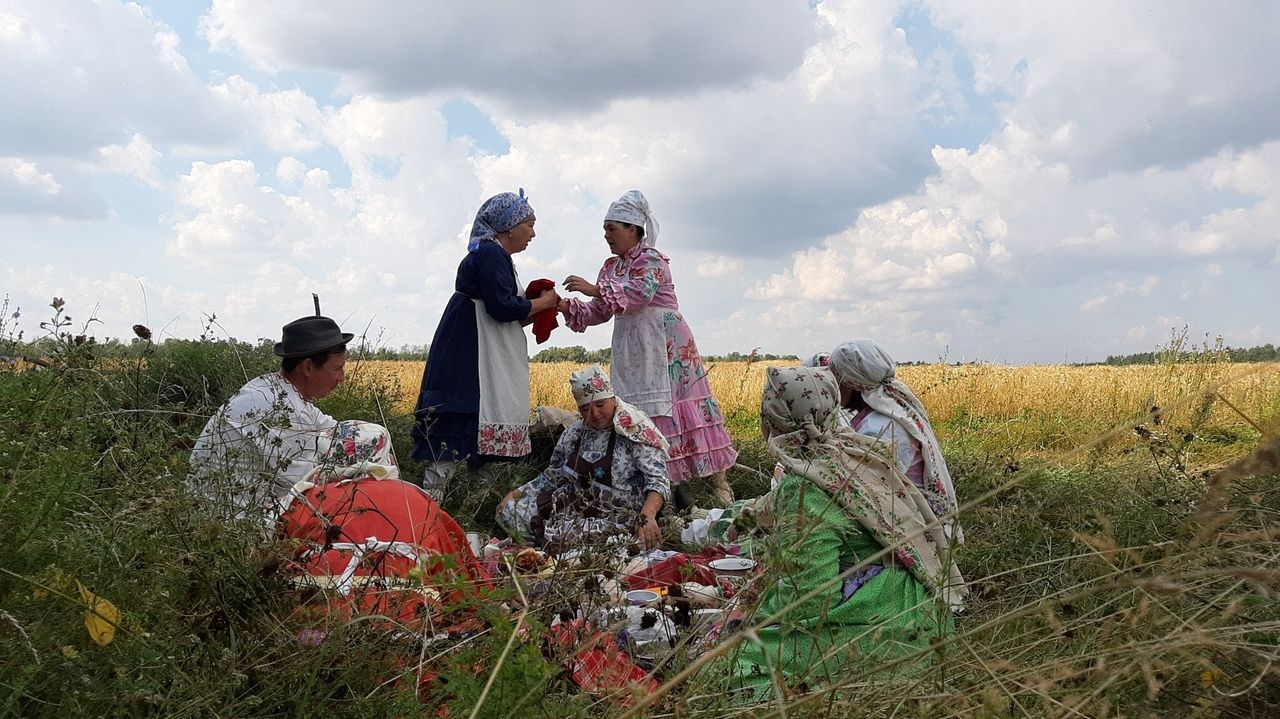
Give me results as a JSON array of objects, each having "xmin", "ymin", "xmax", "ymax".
[{"xmin": 496, "ymin": 365, "xmax": 671, "ymax": 552}]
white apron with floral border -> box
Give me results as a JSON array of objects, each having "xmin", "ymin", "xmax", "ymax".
[
  {"xmin": 611, "ymin": 306, "xmax": 672, "ymax": 419},
  {"xmin": 473, "ymin": 290, "xmax": 531, "ymax": 457}
]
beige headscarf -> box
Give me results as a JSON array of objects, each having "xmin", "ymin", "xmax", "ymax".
[
  {"xmin": 604, "ymin": 190, "xmax": 660, "ymax": 247},
  {"xmin": 761, "ymin": 365, "xmax": 966, "ymax": 609},
  {"xmin": 829, "ymin": 339, "xmax": 963, "ymax": 543}
]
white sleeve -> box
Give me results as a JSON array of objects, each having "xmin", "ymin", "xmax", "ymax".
[{"xmin": 885, "ymin": 421, "xmax": 920, "ymax": 477}]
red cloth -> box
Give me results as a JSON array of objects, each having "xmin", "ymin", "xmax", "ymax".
[
  {"xmin": 278, "ymin": 477, "xmax": 492, "ymax": 628},
  {"xmin": 524, "ymin": 278, "xmax": 559, "ymax": 344},
  {"xmin": 622, "ymin": 553, "xmax": 718, "ymax": 590},
  {"xmin": 548, "ymin": 620, "xmax": 657, "ymax": 701}
]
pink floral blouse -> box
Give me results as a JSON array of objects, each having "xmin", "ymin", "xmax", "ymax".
[{"xmin": 565, "ymin": 246, "xmax": 678, "ymax": 331}]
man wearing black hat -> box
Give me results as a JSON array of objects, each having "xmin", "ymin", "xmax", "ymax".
[{"xmin": 188, "ymin": 315, "xmax": 353, "ymax": 523}]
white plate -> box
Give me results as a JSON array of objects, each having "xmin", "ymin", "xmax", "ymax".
[{"xmin": 708, "ymin": 557, "xmax": 756, "ymax": 573}]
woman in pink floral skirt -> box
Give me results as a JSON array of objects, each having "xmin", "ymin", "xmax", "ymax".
[{"xmin": 559, "ymin": 190, "xmax": 737, "ymax": 504}]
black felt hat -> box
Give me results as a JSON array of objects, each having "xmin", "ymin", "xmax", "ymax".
[{"xmin": 274, "ymin": 315, "xmax": 354, "ymax": 358}]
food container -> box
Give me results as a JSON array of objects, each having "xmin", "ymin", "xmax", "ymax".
[
  {"xmin": 624, "ymin": 589, "xmax": 661, "ymax": 607},
  {"xmin": 708, "ymin": 557, "xmax": 757, "ymax": 577}
]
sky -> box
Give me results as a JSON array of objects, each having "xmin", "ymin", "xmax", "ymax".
[{"xmin": 2, "ymin": 0, "xmax": 1278, "ymax": 364}]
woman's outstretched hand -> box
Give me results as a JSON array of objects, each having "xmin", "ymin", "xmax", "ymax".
[
  {"xmin": 563, "ymin": 275, "xmax": 599, "ymax": 298},
  {"xmin": 636, "ymin": 514, "xmax": 660, "ymax": 551}
]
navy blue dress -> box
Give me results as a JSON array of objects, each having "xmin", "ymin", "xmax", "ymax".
[{"xmin": 411, "ymin": 242, "xmax": 532, "ymax": 465}]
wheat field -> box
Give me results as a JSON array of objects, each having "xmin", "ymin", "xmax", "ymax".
[{"xmin": 349, "ymin": 359, "xmax": 1280, "ymax": 462}]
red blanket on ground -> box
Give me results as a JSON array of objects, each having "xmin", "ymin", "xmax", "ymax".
[{"xmin": 524, "ymin": 278, "xmax": 559, "ymax": 344}]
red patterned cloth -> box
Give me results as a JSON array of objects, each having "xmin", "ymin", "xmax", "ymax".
[
  {"xmin": 524, "ymin": 278, "xmax": 559, "ymax": 344},
  {"xmin": 547, "ymin": 619, "xmax": 657, "ymax": 701}
]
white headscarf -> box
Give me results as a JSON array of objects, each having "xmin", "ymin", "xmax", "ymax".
[
  {"xmin": 801, "ymin": 352, "xmax": 831, "ymax": 368},
  {"xmin": 604, "ymin": 190, "xmax": 660, "ymax": 247},
  {"xmin": 829, "ymin": 339, "xmax": 964, "ymax": 543}
]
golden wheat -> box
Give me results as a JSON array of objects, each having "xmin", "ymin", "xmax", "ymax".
[{"xmin": 350, "ymin": 359, "xmax": 1280, "ymax": 456}]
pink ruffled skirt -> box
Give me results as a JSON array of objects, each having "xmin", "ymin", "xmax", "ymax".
[{"xmin": 653, "ymin": 311, "xmax": 737, "ymax": 484}]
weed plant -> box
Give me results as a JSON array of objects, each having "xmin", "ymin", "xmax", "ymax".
[{"xmin": 0, "ymin": 299, "xmax": 1277, "ymax": 717}]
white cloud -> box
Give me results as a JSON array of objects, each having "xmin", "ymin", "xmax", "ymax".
[
  {"xmin": 472, "ymin": 1, "xmax": 938, "ymax": 258},
  {"xmin": 210, "ymin": 75, "xmax": 327, "ymax": 153},
  {"xmin": 0, "ymin": 0, "xmax": 238, "ymax": 158},
  {"xmin": 0, "ymin": 157, "xmax": 107, "ymax": 217},
  {"xmin": 4, "ymin": 159, "xmax": 59, "ymax": 195},
  {"xmin": 693, "ymin": 255, "xmax": 745, "ymax": 279},
  {"xmin": 98, "ymin": 133, "xmax": 164, "ymax": 189},
  {"xmin": 275, "ymin": 156, "xmax": 307, "ymax": 186},
  {"xmin": 1079, "ymin": 276, "xmax": 1160, "ymax": 313},
  {"xmin": 922, "ymin": 1, "xmax": 1280, "ymax": 174}
]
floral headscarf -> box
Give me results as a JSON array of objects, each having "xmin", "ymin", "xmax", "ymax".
[
  {"xmin": 829, "ymin": 339, "xmax": 962, "ymax": 542},
  {"xmin": 761, "ymin": 365, "xmax": 966, "ymax": 609},
  {"xmin": 611, "ymin": 400, "xmax": 669, "ymax": 453},
  {"xmin": 302, "ymin": 420, "xmax": 400, "ymax": 484},
  {"xmin": 604, "ymin": 190, "xmax": 659, "ymax": 247},
  {"xmin": 468, "ymin": 188, "xmax": 535, "ymax": 252},
  {"xmin": 570, "ymin": 365, "xmax": 615, "ymax": 406},
  {"xmin": 569, "ymin": 365, "xmax": 667, "ymax": 453}
]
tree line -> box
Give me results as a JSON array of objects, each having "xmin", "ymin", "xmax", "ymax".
[{"xmin": 1102, "ymin": 343, "xmax": 1280, "ymax": 365}]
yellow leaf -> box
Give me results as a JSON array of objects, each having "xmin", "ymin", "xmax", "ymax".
[
  {"xmin": 1200, "ymin": 669, "xmax": 1225, "ymax": 688},
  {"xmin": 76, "ymin": 580, "xmax": 120, "ymax": 647},
  {"xmin": 61, "ymin": 645, "xmax": 80, "ymax": 659}
]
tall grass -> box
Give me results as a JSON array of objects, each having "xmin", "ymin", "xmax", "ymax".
[{"xmin": 2, "ymin": 302, "xmax": 1278, "ymax": 717}]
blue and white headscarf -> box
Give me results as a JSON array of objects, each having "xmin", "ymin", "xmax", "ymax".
[{"xmin": 468, "ymin": 189, "xmax": 535, "ymax": 252}]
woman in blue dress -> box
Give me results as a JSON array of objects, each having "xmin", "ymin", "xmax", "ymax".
[{"xmin": 411, "ymin": 190, "xmax": 559, "ymax": 497}]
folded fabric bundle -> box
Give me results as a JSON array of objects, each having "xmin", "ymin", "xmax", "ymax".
[{"xmin": 525, "ymin": 278, "xmax": 559, "ymax": 344}]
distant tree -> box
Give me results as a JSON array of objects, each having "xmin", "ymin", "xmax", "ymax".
[{"xmin": 531, "ymin": 345, "xmax": 591, "ymax": 362}]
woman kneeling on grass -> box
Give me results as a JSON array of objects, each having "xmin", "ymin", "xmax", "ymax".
[
  {"xmin": 277, "ymin": 421, "xmax": 491, "ymax": 633},
  {"xmin": 495, "ymin": 365, "xmax": 670, "ymax": 552},
  {"xmin": 731, "ymin": 366, "xmax": 966, "ymax": 700}
]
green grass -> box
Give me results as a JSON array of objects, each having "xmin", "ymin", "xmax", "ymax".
[{"xmin": 2, "ymin": 329, "xmax": 1278, "ymax": 718}]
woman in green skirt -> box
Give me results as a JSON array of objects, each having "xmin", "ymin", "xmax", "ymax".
[{"xmin": 732, "ymin": 365, "xmax": 967, "ymax": 700}]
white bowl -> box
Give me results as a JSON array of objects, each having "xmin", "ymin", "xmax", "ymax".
[
  {"xmin": 625, "ymin": 589, "xmax": 661, "ymax": 606},
  {"xmin": 708, "ymin": 557, "xmax": 757, "ymax": 576}
]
